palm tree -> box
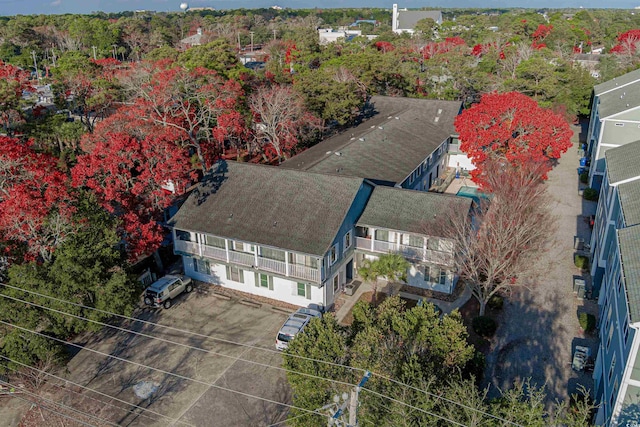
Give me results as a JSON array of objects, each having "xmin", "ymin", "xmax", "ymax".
[{"xmin": 358, "ymin": 253, "xmax": 409, "ymax": 304}]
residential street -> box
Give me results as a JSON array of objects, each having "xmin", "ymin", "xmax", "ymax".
[{"xmin": 482, "ymin": 121, "xmax": 599, "ymax": 404}]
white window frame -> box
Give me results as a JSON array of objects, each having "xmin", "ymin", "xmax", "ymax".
[
  {"xmin": 226, "ymin": 265, "xmax": 244, "ymax": 283},
  {"xmin": 194, "ymin": 258, "xmax": 210, "ymax": 274},
  {"xmin": 344, "ymin": 231, "xmax": 352, "ymax": 250},
  {"xmin": 256, "ymin": 273, "xmax": 274, "ymax": 290},
  {"xmin": 330, "ymin": 244, "xmax": 338, "ymax": 265},
  {"xmin": 296, "ymin": 282, "xmax": 312, "ymax": 300}
]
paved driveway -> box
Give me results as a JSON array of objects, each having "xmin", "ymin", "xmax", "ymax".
[
  {"xmin": 482, "ymin": 122, "xmax": 600, "ymax": 405},
  {"xmin": 58, "ymin": 287, "xmax": 292, "ymax": 427}
]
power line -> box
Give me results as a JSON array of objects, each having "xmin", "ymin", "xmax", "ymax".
[
  {"xmin": 369, "ymin": 373, "xmax": 525, "ymax": 427},
  {"xmin": 0, "ymin": 356, "xmax": 194, "ymax": 427},
  {"xmin": 0, "ymin": 319, "xmax": 327, "ymax": 423},
  {"xmin": 0, "ymin": 282, "xmax": 365, "ymax": 374},
  {"xmin": 0, "ymin": 282, "xmax": 529, "ymax": 425},
  {"xmin": 0, "ymin": 378, "xmax": 117, "ymax": 427},
  {"xmin": 360, "ymin": 386, "xmax": 468, "ymax": 427},
  {"xmin": 0, "ymin": 292, "xmax": 357, "ymax": 390},
  {"xmin": 2, "ymin": 391, "xmax": 98, "ymax": 427}
]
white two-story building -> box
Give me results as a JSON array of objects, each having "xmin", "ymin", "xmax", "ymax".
[{"xmin": 169, "ymin": 160, "xmax": 472, "ymax": 309}]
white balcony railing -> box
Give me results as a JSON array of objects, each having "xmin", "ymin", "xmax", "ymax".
[
  {"xmin": 257, "ymin": 257, "xmax": 287, "ymax": 276},
  {"xmin": 289, "ymin": 264, "xmax": 320, "ymax": 282},
  {"xmin": 175, "ymin": 238, "xmax": 320, "ymax": 282},
  {"xmin": 174, "ymin": 239, "xmax": 199, "ymax": 255},
  {"xmin": 202, "ymin": 245, "xmax": 227, "ymax": 262},
  {"xmin": 228, "ymin": 251, "xmax": 255, "ymax": 266},
  {"xmin": 355, "ymin": 237, "xmax": 454, "ymax": 266}
]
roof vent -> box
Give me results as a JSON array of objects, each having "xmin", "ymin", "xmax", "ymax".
[
  {"xmin": 437, "ymin": 108, "xmax": 443, "ymax": 115},
  {"xmin": 378, "ymin": 126, "xmax": 384, "ymax": 130},
  {"xmin": 434, "ymin": 116, "xmax": 440, "ymax": 123},
  {"xmin": 350, "ymin": 137, "xmax": 355, "ymax": 140},
  {"xmin": 229, "ymin": 213, "xmax": 233, "ymax": 218},
  {"xmin": 370, "ymin": 125, "xmax": 375, "ymax": 128},
  {"xmin": 387, "ymin": 116, "xmax": 393, "ymax": 119},
  {"xmin": 335, "ymin": 152, "xmax": 343, "ymax": 156},
  {"xmin": 326, "ymin": 151, "xmax": 332, "ymax": 155},
  {"xmin": 359, "ymin": 137, "xmax": 365, "ymax": 141},
  {"xmin": 395, "ymin": 117, "xmax": 399, "ymax": 120},
  {"xmin": 273, "ymin": 221, "xmax": 278, "ymax": 227}
]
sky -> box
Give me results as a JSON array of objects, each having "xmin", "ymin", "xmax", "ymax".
[{"xmin": 1, "ymin": 0, "xmax": 639, "ymax": 16}]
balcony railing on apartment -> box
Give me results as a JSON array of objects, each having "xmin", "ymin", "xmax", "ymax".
[
  {"xmin": 355, "ymin": 237, "xmax": 454, "ymax": 266},
  {"xmin": 174, "ymin": 239, "xmax": 320, "ymax": 282}
]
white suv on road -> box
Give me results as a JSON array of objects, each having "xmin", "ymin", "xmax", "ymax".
[{"xmin": 275, "ymin": 307, "xmax": 323, "ymax": 351}]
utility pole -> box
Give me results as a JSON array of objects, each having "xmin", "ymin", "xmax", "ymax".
[
  {"xmin": 31, "ymin": 51, "xmax": 40, "ymax": 83},
  {"xmin": 237, "ymin": 33, "xmax": 241, "ymax": 51},
  {"xmin": 250, "ymin": 31, "xmax": 254, "ymax": 53},
  {"xmin": 92, "ymin": 46, "xmax": 97, "ymax": 60},
  {"xmin": 325, "ymin": 371, "xmax": 370, "ymax": 427},
  {"xmin": 348, "ymin": 372, "xmax": 371, "ymax": 426},
  {"xmin": 50, "ymin": 46, "xmax": 57, "ymax": 67},
  {"xmin": 273, "ymin": 28, "xmax": 277, "ymax": 41}
]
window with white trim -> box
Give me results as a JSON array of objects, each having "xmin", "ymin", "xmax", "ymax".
[
  {"xmin": 424, "ymin": 266, "xmax": 447, "ymax": 285},
  {"xmin": 330, "ymin": 244, "xmax": 338, "ymax": 265},
  {"xmin": 205, "ymin": 235, "xmax": 225, "ymax": 248},
  {"xmin": 623, "ymin": 321, "xmax": 630, "ymax": 345},
  {"xmin": 226, "ymin": 265, "xmax": 244, "ymax": 283},
  {"xmin": 297, "ymin": 282, "xmax": 312, "ymax": 299},
  {"xmin": 194, "ymin": 258, "xmax": 210, "ymax": 274},
  {"xmin": 333, "ymin": 275, "xmax": 339, "ymax": 293},
  {"xmin": 233, "ymin": 241, "xmax": 255, "ymax": 253},
  {"xmin": 608, "ymin": 354, "xmax": 616, "ymax": 382},
  {"xmin": 607, "ymin": 324, "xmax": 614, "ymax": 350},
  {"xmin": 256, "ymin": 273, "xmax": 273, "ymax": 290},
  {"xmin": 344, "ymin": 231, "xmax": 352, "ymax": 250}
]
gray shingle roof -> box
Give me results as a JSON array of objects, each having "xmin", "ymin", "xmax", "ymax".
[
  {"xmin": 605, "ymin": 140, "xmax": 640, "ymax": 184},
  {"xmin": 169, "ymin": 161, "xmax": 367, "ymax": 256},
  {"xmin": 397, "ymin": 10, "xmax": 442, "ymax": 29},
  {"xmin": 594, "ymin": 68, "xmax": 640, "ymax": 96},
  {"xmin": 356, "ymin": 186, "xmax": 472, "ymax": 237},
  {"xmin": 618, "ymin": 225, "xmax": 640, "ymax": 323},
  {"xmin": 281, "ymin": 96, "xmax": 461, "ymax": 185},
  {"xmin": 619, "ymin": 181, "xmax": 640, "ymax": 228},
  {"xmin": 597, "ymin": 85, "xmax": 640, "ymax": 119}
]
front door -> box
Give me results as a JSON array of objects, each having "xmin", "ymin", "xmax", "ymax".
[{"xmin": 346, "ymin": 260, "xmax": 353, "ymax": 282}]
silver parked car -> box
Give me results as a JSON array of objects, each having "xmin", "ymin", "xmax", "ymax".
[
  {"xmin": 275, "ymin": 307, "xmax": 323, "ymax": 350},
  {"xmin": 143, "ymin": 275, "xmax": 193, "ymax": 309}
]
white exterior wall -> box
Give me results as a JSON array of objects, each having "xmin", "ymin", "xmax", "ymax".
[
  {"xmin": 407, "ymin": 264, "xmax": 455, "ymax": 294},
  {"xmin": 183, "ymin": 256, "xmax": 325, "ymax": 308},
  {"xmin": 448, "ymin": 153, "xmax": 476, "ymax": 171}
]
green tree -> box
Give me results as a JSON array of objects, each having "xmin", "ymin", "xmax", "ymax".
[
  {"xmin": 177, "ymin": 38, "xmax": 240, "ymax": 77},
  {"xmin": 284, "ymin": 296, "xmax": 476, "ymax": 427},
  {"xmin": 0, "ymin": 192, "xmax": 139, "ymax": 368},
  {"xmin": 358, "ymin": 253, "xmax": 409, "ymax": 303}
]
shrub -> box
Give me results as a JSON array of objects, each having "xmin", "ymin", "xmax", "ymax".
[
  {"xmin": 583, "ymin": 187, "xmax": 599, "ymax": 201},
  {"xmin": 488, "ymin": 295, "xmax": 504, "ymax": 310},
  {"xmin": 579, "ymin": 172, "xmax": 589, "ymax": 184},
  {"xmin": 578, "ymin": 312, "xmax": 596, "ymax": 333},
  {"xmin": 472, "ymin": 316, "xmax": 497, "ymax": 337},
  {"xmin": 575, "ymin": 254, "xmax": 589, "ymax": 270}
]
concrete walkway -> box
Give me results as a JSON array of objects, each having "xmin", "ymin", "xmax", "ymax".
[{"xmin": 482, "ymin": 122, "xmax": 599, "ymax": 405}]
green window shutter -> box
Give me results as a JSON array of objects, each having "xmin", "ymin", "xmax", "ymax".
[
  {"xmin": 226, "ymin": 265, "xmax": 231, "ymax": 280},
  {"xmin": 306, "ymin": 284, "xmax": 311, "ymax": 300},
  {"xmin": 297, "ymin": 283, "xmax": 305, "ymax": 297},
  {"xmin": 254, "ymin": 272, "xmax": 260, "ymax": 287},
  {"xmin": 268, "ymin": 276, "xmax": 274, "ymax": 291},
  {"xmin": 239, "ymin": 269, "xmax": 244, "ymax": 283}
]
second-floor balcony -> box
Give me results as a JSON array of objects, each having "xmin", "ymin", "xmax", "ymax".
[
  {"xmin": 355, "ymin": 236, "xmax": 454, "ymax": 266},
  {"xmin": 175, "ymin": 239, "xmax": 320, "ymax": 283}
]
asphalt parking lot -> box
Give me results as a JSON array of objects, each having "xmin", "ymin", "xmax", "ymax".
[{"xmin": 59, "ymin": 286, "xmax": 293, "ymax": 427}]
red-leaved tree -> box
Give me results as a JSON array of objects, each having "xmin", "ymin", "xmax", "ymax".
[
  {"xmin": 123, "ymin": 62, "xmax": 245, "ymax": 171},
  {"xmin": 72, "ymin": 123, "xmax": 198, "ymax": 261},
  {"xmin": 0, "ymin": 136, "xmax": 75, "ymax": 263},
  {"xmin": 455, "ymin": 92, "xmax": 572, "ymax": 189}
]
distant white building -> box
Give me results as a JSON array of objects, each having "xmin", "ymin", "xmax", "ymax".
[
  {"xmin": 318, "ymin": 29, "xmax": 362, "ymax": 45},
  {"xmin": 392, "ymin": 3, "xmax": 443, "ymax": 35}
]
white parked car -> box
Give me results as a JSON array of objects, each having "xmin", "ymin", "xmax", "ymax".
[{"xmin": 275, "ymin": 307, "xmax": 323, "ymax": 350}]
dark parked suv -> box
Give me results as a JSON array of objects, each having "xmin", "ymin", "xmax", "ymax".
[{"xmin": 143, "ymin": 275, "xmax": 193, "ymax": 309}]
